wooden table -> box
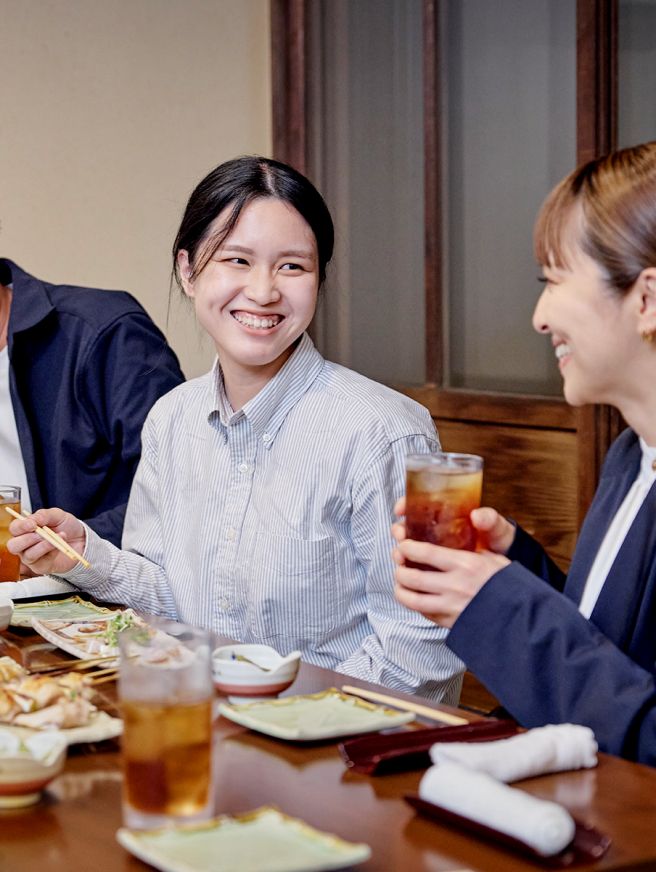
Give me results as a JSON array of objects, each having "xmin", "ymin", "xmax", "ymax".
[{"xmin": 2, "ymin": 624, "xmax": 656, "ymax": 872}]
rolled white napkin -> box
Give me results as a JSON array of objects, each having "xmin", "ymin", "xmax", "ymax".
[
  {"xmin": 419, "ymin": 761, "xmax": 576, "ymax": 857},
  {"xmin": 429, "ymin": 723, "xmax": 597, "ymax": 782}
]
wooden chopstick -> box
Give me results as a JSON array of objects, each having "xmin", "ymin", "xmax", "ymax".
[
  {"xmin": 341, "ymin": 684, "xmax": 469, "ymax": 726},
  {"xmin": 88, "ymin": 668, "xmax": 118, "ymax": 685},
  {"xmin": 4, "ymin": 506, "xmax": 91, "ymax": 568},
  {"xmin": 28, "ymin": 655, "xmax": 118, "ymax": 675}
]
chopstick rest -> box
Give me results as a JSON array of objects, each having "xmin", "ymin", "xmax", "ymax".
[
  {"xmin": 429, "ymin": 723, "xmax": 598, "ymax": 782},
  {"xmin": 419, "ymin": 761, "xmax": 576, "ymax": 857}
]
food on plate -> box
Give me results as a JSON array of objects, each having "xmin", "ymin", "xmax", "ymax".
[
  {"xmin": 0, "ymin": 656, "xmax": 99, "ymax": 730},
  {"xmin": 33, "ymin": 609, "xmax": 142, "ymax": 659}
]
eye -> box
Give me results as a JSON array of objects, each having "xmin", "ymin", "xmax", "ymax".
[
  {"xmin": 280, "ymin": 262, "xmax": 304, "ymax": 272},
  {"xmin": 225, "ymin": 257, "xmax": 249, "ymax": 266}
]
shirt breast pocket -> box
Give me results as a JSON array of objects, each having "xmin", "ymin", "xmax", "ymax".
[{"xmin": 247, "ymin": 532, "xmax": 340, "ymax": 643}]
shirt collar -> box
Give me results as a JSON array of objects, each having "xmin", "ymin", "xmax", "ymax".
[{"xmin": 206, "ymin": 333, "xmax": 324, "ymax": 447}]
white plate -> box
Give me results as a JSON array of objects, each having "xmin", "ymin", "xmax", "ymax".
[
  {"xmin": 6, "ymin": 710, "xmax": 123, "ymax": 746},
  {"xmin": 30, "ymin": 611, "xmax": 139, "ymax": 661},
  {"xmin": 218, "ymin": 688, "xmax": 414, "ymax": 741},
  {"xmin": 0, "ymin": 576, "xmax": 76, "ymax": 600},
  {"xmin": 11, "ymin": 596, "xmax": 115, "ymax": 628},
  {"xmin": 117, "ymin": 806, "xmax": 371, "ymax": 872}
]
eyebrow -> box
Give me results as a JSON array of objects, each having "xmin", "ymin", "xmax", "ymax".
[{"xmin": 222, "ymin": 244, "xmax": 315, "ymax": 260}]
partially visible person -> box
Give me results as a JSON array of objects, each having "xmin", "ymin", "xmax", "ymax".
[
  {"xmin": 7, "ymin": 156, "xmax": 463, "ymax": 702},
  {"xmin": 393, "ymin": 141, "xmax": 656, "ymax": 763},
  {"xmin": 0, "ymin": 258, "xmax": 184, "ymax": 547}
]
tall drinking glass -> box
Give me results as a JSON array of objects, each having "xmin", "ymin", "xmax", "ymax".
[
  {"xmin": 119, "ymin": 621, "xmax": 215, "ymax": 829},
  {"xmin": 405, "ymin": 454, "xmax": 483, "ymax": 563},
  {"xmin": 0, "ymin": 486, "xmax": 21, "ymax": 583}
]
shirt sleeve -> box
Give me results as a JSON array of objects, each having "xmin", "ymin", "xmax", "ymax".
[
  {"xmin": 334, "ymin": 433, "xmax": 465, "ymax": 703},
  {"xmin": 78, "ymin": 310, "xmax": 184, "ymax": 546},
  {"xmin": 62, "ymin": 412, "xmax": 178, "ymax": 618}
]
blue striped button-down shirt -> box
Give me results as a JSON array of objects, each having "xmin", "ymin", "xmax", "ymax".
[{"xmin": 67, "ymin": 334, "xmax": 464, "ymax": 702}]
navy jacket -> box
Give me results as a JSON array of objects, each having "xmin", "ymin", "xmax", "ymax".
[
  {"xmin": 448, "ymin": 428, "xmax": 656, "ymax": 765},
  {"xmin": 3, "ymin": 259, "xmax": 184, "ymax": 546}
]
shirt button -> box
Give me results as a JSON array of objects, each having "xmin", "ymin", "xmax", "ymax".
[
  {"xmin": 226, "ymin": 527, "xmax": 237, "ymax": 541},
  {"xmin": 219, "ymin": 597, "xmax": 229, "ymax": 610},
  {"xmin": 262, "ymin": 433, "xmax": 272, "ymax": 443},
  {"xmin": 238, "ymin": 462, "xmax": 249, "ymax": 474}
]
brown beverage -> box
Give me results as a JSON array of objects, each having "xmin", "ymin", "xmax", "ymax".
[
  {"xmin": 0, "ymin": 487, "xmax": 21, "ymax": 583},
  {"xmin": 405, "ymin": 454, "xmax": 483, "ymax": 566},
  {"xmin": 122, "ymin": 698, "xmax": 213, "ymax": 817}
]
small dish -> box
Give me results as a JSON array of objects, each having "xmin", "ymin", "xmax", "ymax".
[
  {"xmin": 10, "ymin": 595, "xmax": 114, "ymax": 628},
  {"xmin": 117, "ymin": 805, "xmax": 371, "ymax": 872},
  {"xmin": 218, "ymin": 688, "xmax": 414, "ymax": 741},
  {"xmin": 0, "ymin": 729, "xmax": 67, "ymax": 807},
  {"xmin": 212, "ymin": 644, "xmax": 301, "ymax": 696},
  {"xmin": 0, "ymin": 595, "xmax": 14, "ymax": 631}
]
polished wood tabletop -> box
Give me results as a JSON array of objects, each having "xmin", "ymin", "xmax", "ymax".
[{"xmin": 2, "ymin": 622, "xmax": 656, "ymax": 872}]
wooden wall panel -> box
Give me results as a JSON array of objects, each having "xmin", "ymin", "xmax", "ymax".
[{"xmin": 436, "ymin": 420, "xmax": 577, "ymax": 570}]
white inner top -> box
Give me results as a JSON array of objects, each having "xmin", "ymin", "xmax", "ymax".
[
  {"xmin": 579, "ymin": 437, "xmax": 656, "ymax": 618},
  {"xmin": 0, "ymin": 346, "xmax": 31, "ymax": 511}
]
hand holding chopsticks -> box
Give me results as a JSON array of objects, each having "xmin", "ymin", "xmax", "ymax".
[{"xmin": 4, "ymin": 506, "xmax": 91, "ymax": 569}]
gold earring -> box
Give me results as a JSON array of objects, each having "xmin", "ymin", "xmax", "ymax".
[{"xmin": 641, "ymin": 329, "xmax": 656, "ymax": 344}]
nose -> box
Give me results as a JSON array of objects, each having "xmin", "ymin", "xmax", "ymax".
[
  {"xmin": 532, "ymin": 289, "xmax": 550, "ymax": 334},
  {"xmin": 245, "ymin": 268, "xmax": 281, "ymax": 306}
]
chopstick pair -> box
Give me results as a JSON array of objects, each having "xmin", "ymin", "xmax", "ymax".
[
  {"xmin": 4, "ymin": 506, "xmax": 91, "ymax": 569},
  {"xmin": 87, "ymin": 667, "xmax": 119, "ymax": 686},
  {"xmin": 341, "ymin": 685, "xmax": 469, "ymax": 726},
  {"xmin": 27, "ymin": 655, "xmax": 117, "ymax": 675}
]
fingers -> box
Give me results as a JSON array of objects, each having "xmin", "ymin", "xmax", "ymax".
[
  {"xmin": 397, "ymin": 537, "xmax": 470, "ymax": 571},
  {"xmin": 391, "ymin": 521, "xmax": 406, "ymax": 544},
  {"xmin": 470, "ymin": 507, "xmax": 499, "ymax": 530},
  {"xmin": 393, "ymin": 496, "xmax": 406, "ymax": 517}
]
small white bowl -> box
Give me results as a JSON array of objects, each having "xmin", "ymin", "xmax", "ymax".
[
  {"xmin": 0, "ymin": 730, "xmax": 67, "ymax": 808},
  {"xmin": 212, "ymin": 644, "xmax": 301, "ymax": 697},
  {"xmin": 0, "ymin": 596, "xmax": 13, "ymax": 632}
]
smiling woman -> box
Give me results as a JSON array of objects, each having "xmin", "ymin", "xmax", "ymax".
[
  {"xmin": 393, "ymin": 140, "xmax": 656, "ymax": 763},
  {"xmin": 8, "ymin": 156, "xmax": 464, "ymax": 704}
]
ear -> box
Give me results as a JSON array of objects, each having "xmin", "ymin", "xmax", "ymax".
[{"xmin": 177, "ymin": 250, "xmax": 195, "ymax": 299}]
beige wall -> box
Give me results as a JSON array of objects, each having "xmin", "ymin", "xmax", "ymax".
[{"xmin": 1, "ymin": 0, "xmax": 272, "ymax": 377}]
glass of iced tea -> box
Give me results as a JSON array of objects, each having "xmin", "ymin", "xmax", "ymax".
[
  {"xmin": 0, "ymin": 486, "xmax": 21, "ymax": 583},
  {"xmin": 118, "ymin": 621, "xmax": 215, "ymax": 829},
  {"xmin": 405, "ymin": 454, "xmax": 483, "ymax": 561}
]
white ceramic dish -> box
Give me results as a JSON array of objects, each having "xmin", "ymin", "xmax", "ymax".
[
  {"xmin": 218, "ymin": 688, "xmax": 414, "ymax": 741},
  {"xmin": 117, "ymin": 806, "xmax": 371, "ymax": 872},
  {"xmin": 0, "ymin": 729, "xmax": 67, "ymax": 807},
  {"xmin": 8, "ymin": 710, "xmax": 123, "ymax": 746},
  {"xmin": 212, "ymin": 644, "xmax": 301, "ymax": 696},
  {"xmin": 0, "ymin": 596, "xmax": 13, "ymax": 631}
]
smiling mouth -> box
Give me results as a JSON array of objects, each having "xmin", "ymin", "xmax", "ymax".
[
  {"xmin": 232, "ymin": 312, "xmax": 283, "ymax": 330},
  {"xmin": 555, "ymin": 343, "xmax": 571, "ymax": 362}
]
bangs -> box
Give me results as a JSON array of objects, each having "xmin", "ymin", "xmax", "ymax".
[{"xmin": 533, "ymin": 174, "xmax": 580, "ymax": 270}]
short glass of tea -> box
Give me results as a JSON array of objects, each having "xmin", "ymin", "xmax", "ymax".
[
  {"xmin": 0, "ymin": 486, "xmax": 21, "ymax": 583},
  {"xmin": 119, "ymin": 621, "xmax": 214, "ymax": 829},
  {"xmin": 405, "ymin": 454, "xmax": 483, "ymax": 563}
]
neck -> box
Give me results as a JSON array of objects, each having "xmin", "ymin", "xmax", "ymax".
[
  {"xmin": 220, "ymin": 347, "xmax": 295, "ymax": 410},
  {"xmin": 0, "ymin": 284, "xmax": 11, "ymax": 351}
]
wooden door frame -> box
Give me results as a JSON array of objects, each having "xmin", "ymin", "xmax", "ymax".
[{"xmin": 270, "ymin": 0, "xmax": 620, "ymax": 522}]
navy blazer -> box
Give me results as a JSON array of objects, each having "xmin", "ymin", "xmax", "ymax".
[
  {"xmin": 3, "ymin": 259, "xmax": 184, "ymax": 546},
  {"xmin": 448, "ymin": 428, "xmax": 656, "ymax": 764}
]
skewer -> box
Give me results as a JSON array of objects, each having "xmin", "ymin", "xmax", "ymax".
[{"xmin": 4, "ymin": 506, "xmax": 91, "ymax": 569}]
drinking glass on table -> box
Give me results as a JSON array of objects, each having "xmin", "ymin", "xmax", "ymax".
[
  {"xmin": 0, "ymin": 486, "xmax": 21, "ymax": 583},
  {"xmin": 119, "ymin": 621, "xmax": 215, "ymax": 829},
  {"xmin": 405, "ymin": 454, "xmax": 483, "ymax": 566}
]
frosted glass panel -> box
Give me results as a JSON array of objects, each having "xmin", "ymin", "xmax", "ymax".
[
  {"xmin": 443, "ymin": 0, "xmax": 575, "ymax": 395},
  {"xmin": 618, "ymin": 0, "xmax": 656, "ymax": 148},
  {"xmin": 307, "ymin": 0, "xmax": 425, "ymax": 385}
]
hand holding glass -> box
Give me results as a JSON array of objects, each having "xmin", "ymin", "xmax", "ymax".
[{"xmin": 405, "ymin": 454, "xmax": 483, "ymax": 560}]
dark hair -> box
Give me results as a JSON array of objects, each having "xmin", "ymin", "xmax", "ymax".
[
  {"xmin": 534, "ymin": 141, "xmax": 656, "ymax": 295},
  {"xmin": 172, "ymin": 155, "xmax": 334, "ymax": 288}
]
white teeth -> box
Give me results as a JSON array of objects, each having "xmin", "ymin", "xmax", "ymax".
[
  {"xmin": 555, "ymin": 344, "xmax": 571, "ymax": 360},
  {"xmin": 233, "ymin": 313, "xmax": 281, "ymax": 330}
]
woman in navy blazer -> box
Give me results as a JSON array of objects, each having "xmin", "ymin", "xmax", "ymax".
[{"xmin": 394, "ymin": 141, "xmax": 656, "ymax": 765}]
